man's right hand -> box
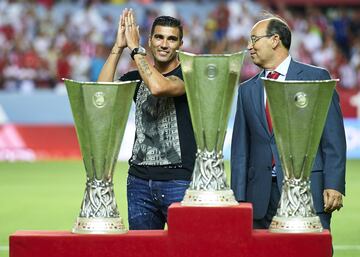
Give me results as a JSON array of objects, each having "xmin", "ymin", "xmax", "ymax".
[
  {"xmin": 97, "ymin": 9, "xmax": 129, "ymax": 82},
  {"xmin": 114, "ymin": 9, "xmax": 128, "ymax": 50}
]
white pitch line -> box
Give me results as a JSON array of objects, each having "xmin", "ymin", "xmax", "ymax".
[
  {"xmin": 334, "ymin": 245, "xmax": 360, "ymax": 250},
  {"xmin": 0, "ymin": 246, "xmax": 9, "ymax": 251}
]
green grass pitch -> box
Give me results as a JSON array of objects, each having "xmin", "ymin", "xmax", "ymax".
[{"xmin": 0, "ymin": 160, "xmax": 359, "ymax": 257}]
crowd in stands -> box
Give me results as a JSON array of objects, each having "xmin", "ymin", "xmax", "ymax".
[{"xmin": 0, "ymin": 0, "xmax": 360, "ymax": 92}]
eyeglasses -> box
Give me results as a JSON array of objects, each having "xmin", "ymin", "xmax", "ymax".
[{"xmin": 249, "ymin": 34, "xmax": 274, "ymax": 45}]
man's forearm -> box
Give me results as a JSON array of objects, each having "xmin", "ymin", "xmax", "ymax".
[
  {"xmin": 133, "ymin": 55, "xmax": 184, "ymax": 97},
  {"xmin": 97, "ymin": 46, "xmax": 124, "ymax": 82}
]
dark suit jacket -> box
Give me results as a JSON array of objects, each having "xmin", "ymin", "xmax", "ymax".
[{"xmin": 230, "ymin": 59, "xmax": 346, "ymax": 220}]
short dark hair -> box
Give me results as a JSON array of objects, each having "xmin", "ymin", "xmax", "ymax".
[
  {"xmin": 151, "ymin": 16, "xmax": 183, "ymax": 40},
  {"xmin": 266, "ymin": 18, "xmax": 291, "ymax": 50}
]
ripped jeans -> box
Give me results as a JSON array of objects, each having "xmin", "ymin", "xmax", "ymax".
[{"xmin": 127, "ymin": 174, "xmax": 190, "ymax": 230}]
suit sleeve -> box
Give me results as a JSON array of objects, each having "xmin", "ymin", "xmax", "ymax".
[
  {"xmin": 231, "ymin": 84, "xmax": 249, "ymax": 201},
  {"xmin": 319, "ymin": 69, "xmax": 347, "ymax": 195}
]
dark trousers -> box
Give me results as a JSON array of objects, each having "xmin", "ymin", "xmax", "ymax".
[{"xmin": 253, "ymin": 179, "xmax": 280, "ymax": 229}]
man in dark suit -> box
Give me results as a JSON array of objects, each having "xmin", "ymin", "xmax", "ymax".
[{"xmin": 231, "ymin": 16, "xmax": 346, "ymax": 230}]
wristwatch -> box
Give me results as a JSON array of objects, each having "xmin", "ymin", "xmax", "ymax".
[{"xmin": 130, "ymin": 46, "xmax": 146, "ymax": 60}]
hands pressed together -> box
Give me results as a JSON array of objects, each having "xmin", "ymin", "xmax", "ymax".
[{"xmin": 114, "ymin": 8, "xmax": 140, "ymax": 52}]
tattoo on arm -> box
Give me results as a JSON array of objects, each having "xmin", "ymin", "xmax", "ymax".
[{"xmin": 138, "ymin": 57, "xmax": 152, "ymax": 77}]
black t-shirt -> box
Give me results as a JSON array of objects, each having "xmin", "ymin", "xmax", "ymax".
[{"xmin": 120, "ymin": 65, "xmax": 196, "ymax": 180}]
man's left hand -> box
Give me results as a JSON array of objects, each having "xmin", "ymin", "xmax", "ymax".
[{"xmin": 323, "ymin": 189, "xmax": 343, "ymax": 213}]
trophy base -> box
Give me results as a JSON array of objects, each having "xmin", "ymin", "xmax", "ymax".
[
  {"xmin": 181, "ymin": 189, "xmax": 238, "ymax": 206},
  {"xmin": 72, "ymin": 217, "xmax": 127, "ymax": 234},
  {"xmin": 269, "ymin": 215, "xmax": 323, "ymax": 233}
]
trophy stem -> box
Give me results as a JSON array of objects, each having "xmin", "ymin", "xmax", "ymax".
[
  {"xmin": 269, "ymin": 178, "xmax": 323, "ymax": 233},
  {"xmin": 181, "ymin": 150, "xmax": 238, "ymax": 206},
  {"xmin": 72, "ymin": 179, "xmax": 126, "ymax": 234}
]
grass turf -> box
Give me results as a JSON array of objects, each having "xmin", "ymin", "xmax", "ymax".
[{"xmin": 0, "ymin": 160, "xmax": 359, "ymax": 257}]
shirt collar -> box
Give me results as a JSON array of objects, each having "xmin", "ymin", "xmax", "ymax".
[{"xmin": 265, "ymin": 55, "xmax": 291, "ymax": 78}]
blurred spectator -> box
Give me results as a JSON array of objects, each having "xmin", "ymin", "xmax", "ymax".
[
  {"xmin": 227, "ymin": 2, "xmax": 252, "ymax": 43},
  {"xmin": 36, "ymin": 0, "xmax": 54, "ymax": 10},
  {"xmin": 56, "ymin": 43, "xmax": 72, "ymax": 85},
  {"xmin": 339, "ymin": 61, "xmax": 357, "ymax": 89},
  {"xmin": 103, "ymin": 14, "xmax": 117, "ymax": 47},
  {"xmin": 332, "ymin": 8, "xmax": 351, "ymax": 58},
  {"xmin": 302, "ymin": 17, "xmax": 323, "ymax": 54},
  {"xmin": 212, "ymin": 0, "xmax": 230, "ymax": 41},
  {"xmin": 184, "ymin": 16, "xmax": 205, "ymax": 53},
  {"xmin": 349, "ymin": 9, "xmax": 360, "ymax": 41},
  {"xmin": 68, "ymin": 44, "xmax": 90, "ymax": 82},
  {"xmin": 313, "ymin": 33, "xmax": 336, "ymax": 69},
  {"xmin": 90, "ymin": 44, "xmax": 107, "ymax": 82},
  {"xmin": 0, "ymin": 1, "xmax": 359, "ymax": 91}
]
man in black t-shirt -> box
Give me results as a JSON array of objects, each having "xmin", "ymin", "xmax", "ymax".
[{"xmin": 98, "ymin": 9, "xmax": 196, "ymax": 230}]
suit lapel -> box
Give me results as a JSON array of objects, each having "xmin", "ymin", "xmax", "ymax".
[
  {"xmin": 285, "ymin": 59, "xmax": 303, "ymax": 81},
  {"xmin": 250, "ymin": 71, "xmax": 271, "ymax": 135}
]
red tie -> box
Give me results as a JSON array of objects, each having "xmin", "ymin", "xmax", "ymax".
[
  {"xmin": 267, "ymin": 71, "xmax": 280, "ymax": 80},
  {"xmin": 265, "ymin": 101, "xmax": 272, "ymax": 134},
  {"xmin": 265, "ymin": 71, "xmax": 280, "ymax": 167}
]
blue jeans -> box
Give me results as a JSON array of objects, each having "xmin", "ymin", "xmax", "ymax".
[{"xmin": 127, "ymin": 174, "xmax": 190, "ymax": 230}]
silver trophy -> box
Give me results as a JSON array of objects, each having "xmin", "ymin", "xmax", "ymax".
[
  {"xmin": 64, "ymin": 79, "xmax": 137, "ymax": 234},
  {"xmin": 178, "ymin": 51, "xmax": 245, "ymax": 206},
  {"xmin": 263, "ymin": 78, "xmax": 337, "ymax": 232}
]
